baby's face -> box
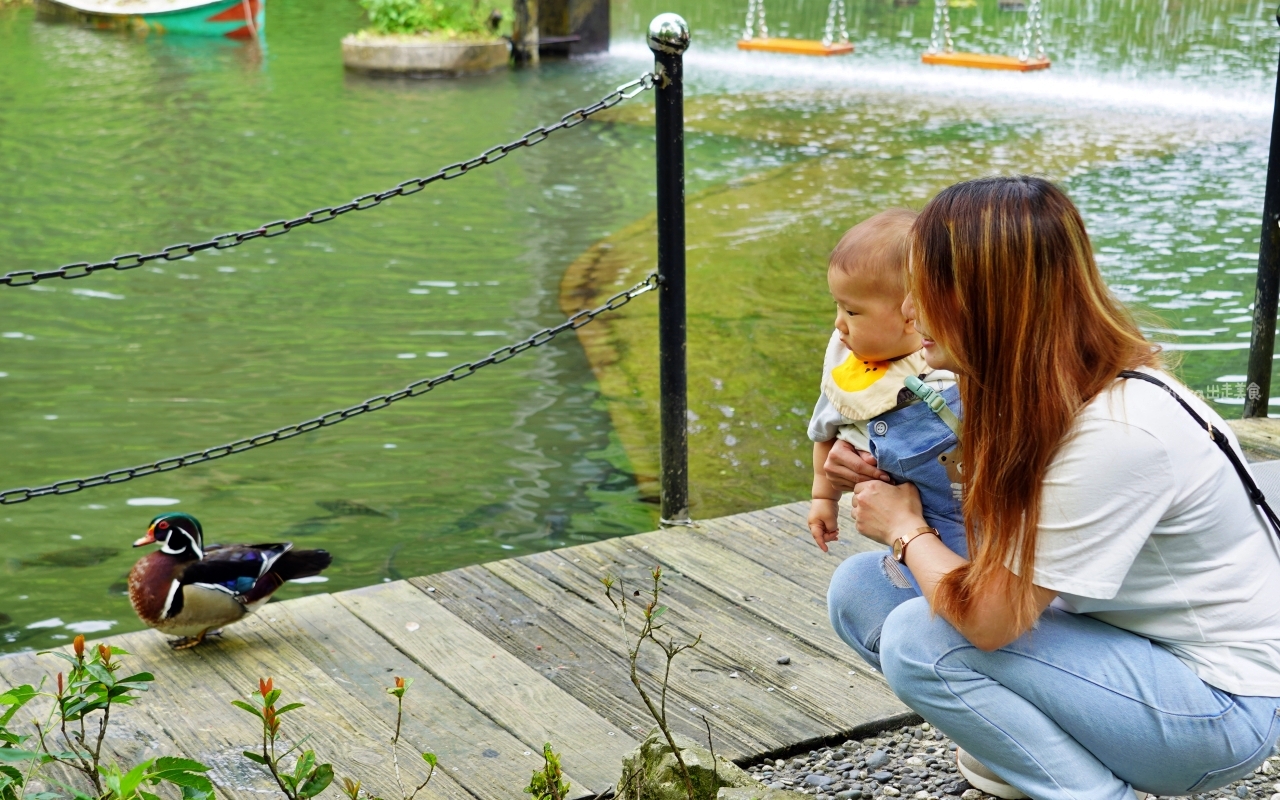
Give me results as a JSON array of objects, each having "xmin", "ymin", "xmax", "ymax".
[{"xmin": 828, "ymin": 267, "xmax": 922, "ymax": 361}]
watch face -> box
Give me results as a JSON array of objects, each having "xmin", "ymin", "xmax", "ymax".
[{"xmin": 892, "ymin": 537, "xmax": 905, "ymax": 562}]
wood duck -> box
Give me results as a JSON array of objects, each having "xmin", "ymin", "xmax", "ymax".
[{"xmin": 128, "ymin": 512, "xmax": 332, "ymax": 649}]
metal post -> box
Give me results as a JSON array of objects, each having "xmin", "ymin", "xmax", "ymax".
[
  {"xmin": 1244, "ymin": 7, "xmax": 1280, "ymax": 418},
  {"xmin": 648, "ymin": 14, "xmax": 691, "ymax": 525}
]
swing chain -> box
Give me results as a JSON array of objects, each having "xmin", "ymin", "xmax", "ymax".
[
  {"xmin": 744, "ymin": 0, "xmax": 768, "ymax": 40},
  {"xmin": 822, "ymin": 0, "xmax": 848, "ymax": 47},
  {"xmin": 928, "ymin": 0, "xmax": 953, "ymax": 54},
  {"xmin": 1019, "ymin": 0, "xmax": 1046, "ymax": 62}
]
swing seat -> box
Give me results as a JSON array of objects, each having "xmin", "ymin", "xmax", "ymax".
[
  {"xmin": 921, "ymin": 51, "xmax": 1049, "ymax": 70},
  {"xmin": 737, "ymin": 37, "xmax": 854, "ymax": 56}
]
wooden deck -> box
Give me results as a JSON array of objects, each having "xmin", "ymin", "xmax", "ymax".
[{"xmin": 0, "ymin": 502, "xmax": 912, "ymax": 800}]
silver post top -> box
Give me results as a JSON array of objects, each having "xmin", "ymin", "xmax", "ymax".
[{"xmin": 648, "ymin": 13, "xmax": 690, "ymax": 55}]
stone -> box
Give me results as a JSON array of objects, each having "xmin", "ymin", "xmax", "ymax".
[
  {"xmin": 961, "ymin": 791, "xmax": 983, "ymax": 800},
  {"xmin": 914, "ymin": 792, "xmax": 929, "ymax": 800},
  {"xmin": 777, "ymin": 655, "xmax": 791, "ymax": 665},
  {"xmin": 717, "ymin": 789, "xmax": 807, "ymax": 800},
  {"xmin": 834, "ymin": 792, "xmax": 858, "ymax": 800},
  {"xmin": 1236, "ymin": 786, "xmax": 1249, "ymax": 798},
  {"xmin": 340, "ymin": 33, "xmax": 510, "ymax": 77},
  {"xmin": 866, "ymin": 750, "xmax": 891, "ymax": 769},
  {"xmin": 619, "ymin": 728, "xmax": 760, "ymax": 800},
  {"xmin": 872, "ymin": 772, "xmax": 894, "ymax": 783},
  {"xmin": 905, "ymin": 756, "xmax": 925, "ymax": 767},
  {"xmin": 804, "ymin": 775, "xmax": 833, "ymax": 787},
  {"xmin": 882, "ymin": 788, "xmax": 900, "ymax": 798}
]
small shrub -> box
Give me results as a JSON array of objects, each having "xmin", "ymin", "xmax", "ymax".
[
  {"xmin": 358, "ymin": 0, "xmax": 500, "ymax": 38},
  {"xmin": 523, "ymin": 743, "xmax": 569, "ymax": 800}
]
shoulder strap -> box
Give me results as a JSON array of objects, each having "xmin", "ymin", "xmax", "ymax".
[
  {"xmin": 1117, "ymin": 370, "xmax": 1280, "ymax": 539},
  {"xmin": 904, "ymin": 375, "xmax": 961, "ymax": 434}
]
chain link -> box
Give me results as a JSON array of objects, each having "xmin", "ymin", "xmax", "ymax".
[
  {"xmin": 1, "ymin": 74, "xmax": 658, "ymax": 290},
  {"xmin": 822, "ymin": 0, "xmax": 848, "ymax": 47},
  {"xmin": 1018, "ymin": 0, "xmax": 1046, "ymax": 62},
  {"xmin": 928, "ymin": 0, "xmax": 953, "ymax": 54},
  {"xmin": 0, "ymin": 273, "xmax": 658, "ymax": 505},
  {"xmin": 743, "ymin": 0, "xmax": 768, "ymax": 40}
]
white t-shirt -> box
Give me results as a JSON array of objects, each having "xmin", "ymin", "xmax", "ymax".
[{"xmin": 1032, "ymin": 367, "xmax": 1280, "ymax": 697}]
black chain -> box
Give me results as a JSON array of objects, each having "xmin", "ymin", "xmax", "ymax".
[
  {"xmin": 1, "ymin": 73, "xmax": 658, "ymax": 289},
  {"xmin": 0, "ymin": 274, "xmax": 658, "ymax": 505}
]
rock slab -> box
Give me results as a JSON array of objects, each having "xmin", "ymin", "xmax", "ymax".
[
  {"xmin": 341, "ymin": 35, "xmax": 510, "ymax": 77},
  {"xmin": 619, "ymin": 728, "xmax": 761, "ymax": 800}
]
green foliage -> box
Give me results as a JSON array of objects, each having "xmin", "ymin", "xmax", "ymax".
[
  {"xmin": 523, "ymin": 743, "xmax": 570, "ymax": 800},
  {"xmin": 357, "ymin": 0, "xmax": 498, "ymax": 37},
  {"xmin": 233, "ymin": 678, "xmax": 333, "ymax": 800},
  {"xmin": 0, "ymin": 635, "xmax": 213, "ymax": 800}
]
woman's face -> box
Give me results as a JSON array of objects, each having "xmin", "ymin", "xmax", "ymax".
[{"xmin": 901, "ymin": 291, "xmax": 961, "ymax": 372}]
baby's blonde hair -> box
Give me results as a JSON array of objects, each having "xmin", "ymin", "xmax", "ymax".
[{"xmin": 829, "ymin": 208, "xmax": 918, "ymax": 297}]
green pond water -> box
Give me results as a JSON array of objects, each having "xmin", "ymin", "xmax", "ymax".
[{"xmin": 0, "ymin": 0, "xmax": 1276, "ymax": 651}]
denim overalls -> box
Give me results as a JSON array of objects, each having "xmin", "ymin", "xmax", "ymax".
[{"xmin": 866, "ymin": 382, "xmax": 966, "ymax": 589}]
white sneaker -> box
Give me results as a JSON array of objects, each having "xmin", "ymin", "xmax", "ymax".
[{"xmin": 954, "ymin": 748, "xmax": 1029, "ymax": 799}]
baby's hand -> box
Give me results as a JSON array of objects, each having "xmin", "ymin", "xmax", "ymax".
[{"xmin": 808, "ymin": 498, "xmax": 841, "ymax": 553}]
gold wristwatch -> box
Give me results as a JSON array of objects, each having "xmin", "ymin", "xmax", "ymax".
[{"xmin": 893, "ymin": 526, "xmax": 941, "ymax": 563}]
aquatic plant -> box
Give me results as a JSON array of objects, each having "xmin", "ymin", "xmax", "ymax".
[{"xmin": 357, "ymin": 0, "xmax": 504, "ymax": 38}]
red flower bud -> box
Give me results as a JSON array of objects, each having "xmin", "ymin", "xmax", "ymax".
[
  {"xmin": 73, "ymin": 636, "xmax": 85, "ymax": 658},
  {"xmin": 259, "ymin": 677, "xmax": 273, "ymax": 697},
  {"xmin": 395, "ymin": 676, "xmax": 405, "ymax": 689},
  {"xmin": 98, "ymin": 644, "xmax": 111, "ymax": 664},
  {"xmin": 56, "ymin": 672, "xmax": 64, "ymax": 695}
]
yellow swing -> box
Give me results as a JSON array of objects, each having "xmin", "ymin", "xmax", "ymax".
[
  {"xmin": 921, "ymin": 0, "xmax": 1049, "ymax": 71},
  {"xmin": 737, "ymin": 0, "xmax": 855, "ymax": 56}
]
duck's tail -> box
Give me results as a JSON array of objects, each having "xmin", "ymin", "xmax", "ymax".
[
  {"xmin": 273, "ymin": 549, "xmax": 333, "ymax": 581},
  {"xmin": 240, "ymin": 549, "xmax": 333, "ymax": 606}
]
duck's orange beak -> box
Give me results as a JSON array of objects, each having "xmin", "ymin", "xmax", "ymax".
[{"xmin": 133, "ymin": 525, "xmax": 157, "ymax": 548}]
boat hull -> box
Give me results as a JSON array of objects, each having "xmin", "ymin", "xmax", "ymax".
[{"xmin": 35, "ymin": 0, "xmax": 264, "ymax": 38}]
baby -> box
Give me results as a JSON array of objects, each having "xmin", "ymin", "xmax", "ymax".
[{"xmin": 807, "ymin": 209, "xmax": 966, "ymax": 585}]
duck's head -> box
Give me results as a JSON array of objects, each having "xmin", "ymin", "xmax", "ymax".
[{"xmin": 134, "ymin": 512, "xmax": 204, "ymax": 560}]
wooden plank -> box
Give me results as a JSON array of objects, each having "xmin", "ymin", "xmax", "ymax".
[
  {"xmin": 921, "ymin": 51, "xmax": 1050, "ymax": 71},
  {"xmin": 254, "ymin": 592, "xmax": 555, "ymax": 800},
  {"xmin": 736, "ymin": 37, "xmax": 854, "ymax": 56},
  {"xmin": 413, "ymin": 566, "xmax": 724, "ymax": 752},
  {"xmin": 618, "ymin": 528, "xmax": 856, "ymax": 663},
  {"xmin": 478, "ymin": 556, "xmax": 833, "ymax": 757},
  {"xmin": 130, "ymin": 614, "xmax": 460, "ymax": 800},
  {"xmin": 1229, "ymin": 418, "xmax": 1280, "ymax": 460},
  {"xmin": 519, "ymin": 541, "xmax": 906, "ymax": 736},
  {"xmin": 695, "ymin": 502, "xmax": 882, "ymax": 588},
  {"xmin": 336, "ymin": 580, "xmax": 632, "ymax": 795}
]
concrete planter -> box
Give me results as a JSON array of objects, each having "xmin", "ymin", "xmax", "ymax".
[{"xmin": 341, "ymin": 34, "xmax": 510, "ymax": 77}]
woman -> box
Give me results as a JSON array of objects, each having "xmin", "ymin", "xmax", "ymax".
[{"xmin": 824, "ymin": 176, "xmax": 1280, "ymax": 800}]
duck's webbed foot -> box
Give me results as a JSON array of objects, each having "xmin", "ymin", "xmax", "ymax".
[{"xmin": 168, "ymin": 630, "xmax": 208, "ymax": 650}]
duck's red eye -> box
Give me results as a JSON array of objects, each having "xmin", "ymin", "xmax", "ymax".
[{"xmin": 158, "ymin": 521, "xmax": 169, "ymax": 530}]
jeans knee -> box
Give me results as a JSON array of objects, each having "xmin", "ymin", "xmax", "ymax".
[
  {"xmin": 880, "ymin": 597, "xmax": 941, "ymax": 698},
  {"xmin": 827, "ymin": 551, "xmax": 890, "ymax": 638}
]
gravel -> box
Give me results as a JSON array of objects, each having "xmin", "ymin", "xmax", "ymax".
[{"xmin": 744, "ymin": 722, "xmax": 1280, "ymax": 800}]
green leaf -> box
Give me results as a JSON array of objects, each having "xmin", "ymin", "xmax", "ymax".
[
  {"xmin": 264, "ymin": 689, "xmax": 282, "ymax": 707},
  {"xmin": 0, "ymin": 685, "xmax": 38, "ymax": 729},
  {"xmin": 140, "ymin": 791, "xmax": 162, "ymax": 800},
  {"xmin": 153, "ymin": 758, "xmax": 209, "ymax": 774},
  {"xmin": 652, "ymin": 605, "xmax": 668, "ymax": 618},
  {"xmin": 274, "ymin": 702, "xmax": 306, "ymax": 716},
  {"xmin": 298, "ymin": 763, "xmax": 333, "ymax": 799},
  {"xmin": 293, "ymin": 750, "xmax": 316, "ymax": 783},
  {"xmin": 0, "ymin": 749, "xmax": 43, "ymax": 764},
  {"xmin": 117, "ymin": 758, "xmax": 154, "ymax": 798},
  {"xmin": 231, "ymin": 700, "xmax": 264, "ymax": 720},
  {"xmin": 241, "ymin": 751, "xmax": 269, "ymax": 766},
  {"xmin": 421, "ymin": 752, "xmax": 437, "ymax": 767}
]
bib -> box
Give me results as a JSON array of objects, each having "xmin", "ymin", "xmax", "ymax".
[{"xmin": 820, "ymin": 330, "xmax": 928, "ymax": 422}]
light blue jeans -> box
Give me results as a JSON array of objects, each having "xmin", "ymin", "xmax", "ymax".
[{"xmin": 828, "ymin": 550, "xmax": 1280, "ymax": 799}]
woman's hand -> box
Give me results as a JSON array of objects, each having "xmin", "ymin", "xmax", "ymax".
[
  {"xmin": 824, "ymin": 440, "xmax": 890, "ymax": 491},
  {"xmin": 851, "ymin": 479, "xmax": 925, "ymax": 545}
]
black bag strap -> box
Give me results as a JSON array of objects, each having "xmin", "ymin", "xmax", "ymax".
[{"xmin": 1118, "ymin": 370, "xmax": 1280, "ymax": 538}]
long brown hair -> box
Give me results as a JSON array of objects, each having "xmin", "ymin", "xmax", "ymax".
[{"xmin": 910, "ymin": 176, "xmax": 1158, "ymax": 628}]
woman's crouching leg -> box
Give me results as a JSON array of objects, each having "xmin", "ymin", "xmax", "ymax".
[
  {"xmin": 879, "ymin": 598, "xmax": 1280, "ymax": 800},
  {"xmin": 827, "ymin": 550, "xmax": 919, "ymax": 671}
]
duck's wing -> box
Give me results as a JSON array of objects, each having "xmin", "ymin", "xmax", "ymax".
[{"xmin": 179, "ymin": 543, "xmax": 293, "ymax": 598}]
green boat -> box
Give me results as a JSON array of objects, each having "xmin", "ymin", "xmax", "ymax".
[{"xmin": 35, "ymin": 0, "xmax": 264, "ymax": 38}]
